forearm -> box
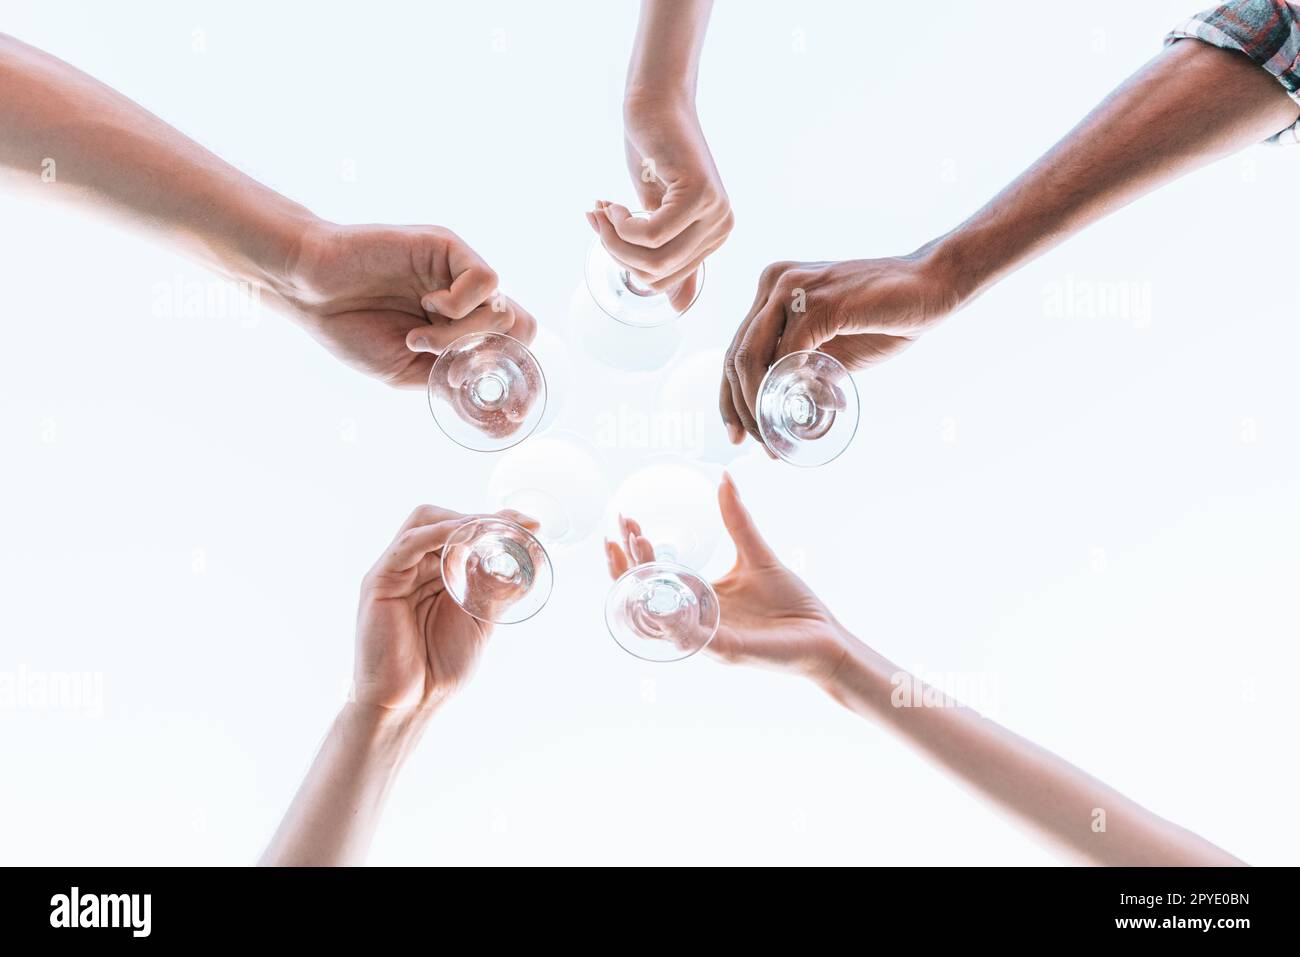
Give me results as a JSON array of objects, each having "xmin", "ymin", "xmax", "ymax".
[
  {"xmin": 820, "ymin": 637, "xmax": 1244, "ymax": 866},
  {"xmin": 930, "ymin": 39, "xmax": 1300, "ymax": 302},
  {"xmin": 259, "ymin": 702, "xmax": 432, "ymax": 867},
  {"xmin": 0, "ymin": 33, "xmax": 314, "ymax": 292},
  {"xmin": 625, "ymin": 0, "xmax": 713, "ymax": 106}
]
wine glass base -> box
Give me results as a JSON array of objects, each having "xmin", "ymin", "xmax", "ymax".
[
  {"xmin": 756, "ymin": 350, "xmax": 860, "ymax": 467},
  {"xmin": 428, "ymin": 332, "xmax": 547, "ymax": 453},
  {"xmin": 441, "ymin": 517, "xmax": 554, "ymax": 625},
  {"xmin": 604, "ymin": 561, "xmax": 719, "ymax": 663}
]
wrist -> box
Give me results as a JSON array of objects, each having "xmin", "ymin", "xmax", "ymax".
[
  {"xmin": 335, "ymin": 700, "xmax": 435, "ymax": 766},
  {"xmin": 815, "ymin": 633, "xmax": 898, "ymax": 718},
  {"xmin": 624, "ymin": 81, "xmax": 696, "ymax": 121},
  {"xmin": 914, "ymin": 225, "xmax": 1000, "ymax": 309},
  {"xmin": 204, "ymin": 185, "xmax": 321, "ymax": 307}
]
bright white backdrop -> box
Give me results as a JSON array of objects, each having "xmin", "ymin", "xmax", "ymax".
[{"xmin": 1, "ymin": 0, "xmax": 1296, "ymax": 866}]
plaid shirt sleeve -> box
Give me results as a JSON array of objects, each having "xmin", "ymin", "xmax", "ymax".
[{"xmin": 1166, "ymin": 0, "xmax": 1300, "ymax": 144}]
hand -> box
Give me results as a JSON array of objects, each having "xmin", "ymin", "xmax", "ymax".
[
  {"xmin": 604, "ymin": 474, "xmax": 848, "ymax": 680},
  {"xmin": 352, "ymin": 504, "xmax": 539, "ymax": 711},
  {"xmin": 719, "ymin": 252, "xmax": 963, "ymax": 446},
  {"xmin": 584, "ymin": 95, "xmax": 733, "ymax": 311},
  {"xmin": 279, "ymin": 221, "xmax": 537, "ymax": 389}
]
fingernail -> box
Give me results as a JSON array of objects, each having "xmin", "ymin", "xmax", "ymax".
[{"xmin": 411, "ymin": 336, "xmax": 430, "ymax": 352}]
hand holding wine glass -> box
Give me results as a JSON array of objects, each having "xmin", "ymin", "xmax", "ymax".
[{"xmin": 604, "ymin": 473, "xmax": 850, "ymax": 676}]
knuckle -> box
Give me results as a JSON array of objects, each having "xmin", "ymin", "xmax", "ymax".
[
  {"xmin": 408, "ymin": 504, "xmax": 436, "ymax": 524},
  {"xmin": 761, "ymin": 260, "xmax": 794, "ymax": 285}
]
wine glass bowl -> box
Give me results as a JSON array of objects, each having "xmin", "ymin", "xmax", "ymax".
[
  {"xmin": 756, "ymin": 350, "xmax": 860, "ymax": 467},
  {"xmin": 440, "ymin": 517, "xmax": 553, "ymax": 625},
  {"xmin": 585, "ymin": 212, "xmax": 704, "ymax": 327},
  {"xmin": 604, "ymin": 561, "xmax": 720, "ymax": 662},
  {"xmin": 427, "ymin": 332, "xmax": 547, "ymax": 452}
]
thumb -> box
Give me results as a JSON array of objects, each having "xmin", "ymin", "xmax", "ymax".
[
  {"xmin": 718, "ymin": 472, "xmax": 777, "ymax": 566},
  {"xmin": 406, "ymin": 326, "xmax": 438, "ymax": 354}
]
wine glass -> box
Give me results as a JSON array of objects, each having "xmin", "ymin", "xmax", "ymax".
[
  {"xmin": 585, "ymin": 211, "xmax": 704, "ymax": 328},
  {"xmin": 603, "ymin": 460, "xmax": 724, "ymax": 663},
  {"xmin": 756, "ymin": 350, "xmax": 860, "ymax": 467},
  {"xmin": 427, "ymin": 332, "xmax": 547, "ymax": 452},
  {"xmin": 440, "ymin": 516, "xmax": 553, "ymax": 625},
  {"xmin": 605, "ymin": 559, "xmax": 720, "ymax": 663}
]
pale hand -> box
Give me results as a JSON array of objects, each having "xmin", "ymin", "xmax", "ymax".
[
  {"xmin": 605, "ymin": 474, "xmax": 848, "ymax": 680},
  {"xmin": 584, "ymin": 96, "xmax": 733, "ymax": 311},
  {"xmin": 353, "ymin": 505, "xmax": 539, "ymax": 710},
  {"xmin": 280, "ymin": 222, "xmax": 537, "ymax": 389}
]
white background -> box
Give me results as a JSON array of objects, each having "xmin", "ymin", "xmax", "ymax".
[{"xmin": 1, "ymin": 0, "xmax": 1296, "ymax": 866}]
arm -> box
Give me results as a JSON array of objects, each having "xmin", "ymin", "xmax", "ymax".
[
  {"xmin": 0, "ymin": 33, "xmax": 534, "ymax": 390},
  {"xmin": 934, "ymin": 35, "xmax": 1300, "ymax": 303},
  {"xmin": 261, "ymin": 504, "xmax": 537, "ymax": 866},
  {"xmin": 719, "ymin": 8, "xmax": 1300, "ymax": 443},
  {"xmin": 585, "ymin": 0, "xmax": 733, "ymax": 307},
  {"xmin": 606, "ymin": 475, "xmax": 1244, "ymax": 866},
  {"xmin": 821, "ymin": 641, "xmax": 1244, "ymax": 866},
  {"xmin": 258, "ymin": 704, "xmax": 430, "ymax": 867}
]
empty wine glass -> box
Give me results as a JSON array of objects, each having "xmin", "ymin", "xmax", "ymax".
[
  {"xmin": 440, "ymin": 516, "xmax": 553, "ymax": 625},
  {"xmin": 427, "ymin": 332, "xmax": 547, "ymax": 452},
  {"xmin": 605, "ymin": 559, "xmax": 720, "ymax": 663},
  {"xmin": 585, "ymin": 211, "xmax": 704, "ymax": 328},
  {"xmin": 756, "ymin": 350, "xmax": 860, "ymax": 467},
  {"xmin": 603, "ymin": 460, "xmax": 724, "ymax": 662}
]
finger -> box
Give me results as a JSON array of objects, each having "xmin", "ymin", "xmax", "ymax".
[
  {"xmin": 422, "ymin": 247, "xmax": 499, "ymax": 320},
  {"xmin": 735, "ymin": 297, "xmax": 791, "ymax": 430},
  {"xmin": 604, "ymin": 189, "xmax": 699, "ymax": 249},
  {"xmin": 719, "ymin": 373, "xmax": 745, "ymax": 445},
  {"xmin": 406, "ymin": 301, "xmax": 518, "ymax": 354},
  {"xmin": 718, "ymin": 472, "xmax": 777, "ymax": 566},
  {"xmin": 630, "ymin": 532, "xmax": 656, "ymax": 565},
  {"xmin": 666, "ymin": 269, "xmax": 700, "ymax": 314},
  {"xmin": 652, "ymin": 230, "xmax": 724, "ymax": 297},
  {"xmin": 502, "ymin": 298, "xmax": 538, "ymax": 346},
  {"xmin": 605, "ymin": 538, "xmax": 632, "ymax": 579},
  {"xmin": 725, "ymin": 346, "xmax": 762, "ymax": 447},
  {"xmin": 496, "ymin": 508, "xmax": 542, "ymax": 534},
  {"xmin": 618, "ymin": 514, "xmax": 655, "ymax": 565},
  {"xmin": 617, "ymin": 513, "xmax": 640, "ymax": 560},
  {"xmin": 379, "ymin": 518, "xmax": 474, "ymax": 573},
  {"xmin": 718, "ymin": 278, "xmax": 777, "ymax": 445},
  {"xmin": 398, "ymin": 503, "xmax": 461, "ymax": 534},
  {"xmin": 591, "ymin": 204, "xmax": 709, "ymax": 281}
]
